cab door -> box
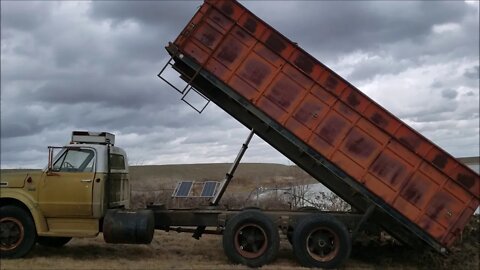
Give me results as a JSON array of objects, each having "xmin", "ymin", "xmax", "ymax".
[{"xmin": 39, "ymin": 147, "xmax": 96, "ymax": 217}]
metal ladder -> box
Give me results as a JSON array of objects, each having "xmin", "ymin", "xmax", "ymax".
[{"xmin": 157, "ymin": 56, "xmax": 210, "ymax": 114}]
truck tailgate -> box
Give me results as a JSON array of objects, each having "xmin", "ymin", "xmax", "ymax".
[{"xmin": 165, "ymin": 0, "xmax": 479, "ymax": 250}]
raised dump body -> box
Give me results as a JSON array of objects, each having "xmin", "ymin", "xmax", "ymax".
[{"xmin": 162, "ymin": 0, "xmax": 479, "ymax": 252}]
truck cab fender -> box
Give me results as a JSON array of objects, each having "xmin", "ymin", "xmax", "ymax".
[{"xmin": 0, "ymin": 190, "xmax": 49, "ymax": 234}]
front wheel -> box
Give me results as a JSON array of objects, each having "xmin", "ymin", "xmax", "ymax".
[
  {"xmin": 0, "ymin": 205, "xmax": 37, "ymax": 258},
  {"xmin": 223, "ymin": 210, "xmax": 279, "ymax": 268},
  {"xmin": 37, "ymin": 236, "xmax": 71, "ymax": 247},
  {"xmin": 292, "ymin": 214, "xmax": 351, "ymax": 269}
]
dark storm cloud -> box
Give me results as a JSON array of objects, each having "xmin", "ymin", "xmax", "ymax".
[
  {"xmin": 441, "ymin": 89, "xmax": 458, "ymax": 99},
  {"xmin": 33, "ymin": 76, "xmax": 165, "ymax": 107},
  {"xmin": 88, "ymin": 0, "xmax": 479, "ymax": 84},
  {"xmin": 244, "ymin": 1, "xmax": 473, "ymax": 55},
  {"xmin": 1, "ymin": 111, "xmax": 44, "ymax": 138},
  {"xmin": 1, "ymin": 1, "xmax": 479, "ymax": 168},
  {"xmin": 464, "ymin": 65, "xmax": 479, "ymax": 79},
  {"xmin": 0, "ymin": 1, "xmax": 55, "ymax": 32},
  {"xmin": 88, "ymin": 1, "xmax": 200, "ymax": 34},
  {"xmin": 345, "ymin": 55, "xmax": 412, "ymax": 82}
]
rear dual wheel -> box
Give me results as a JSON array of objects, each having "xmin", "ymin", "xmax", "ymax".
[
  {"xmin": 287, "ymin": 207, "xmax": 320, "ymax": 245},
  {"xmin": 223, "ymin": 210, "xmax": 279, "ymax": 268},
  {"xmin": 292, "ymin": 214, "xmax": 351, "ymax": 269}
]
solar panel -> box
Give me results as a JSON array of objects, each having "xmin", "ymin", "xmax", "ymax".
[
  {"xmin": 174, "ymin": 181, "xmax": 193, "ymax": 197},
  {"xmin": 201, "ymin": 181, "xmax": 218, "ymax": 197}
]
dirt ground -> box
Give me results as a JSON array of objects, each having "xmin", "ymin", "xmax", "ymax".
[{"xmin": 1, "ymin": 217, "xmax": 478, "ymax": 270}]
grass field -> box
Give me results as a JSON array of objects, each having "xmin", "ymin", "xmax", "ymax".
[{"xmin": 129, "ymin": 163, "xmax": 314, "ymax": 192}]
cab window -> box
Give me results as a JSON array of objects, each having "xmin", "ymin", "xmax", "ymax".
[
  {"xmin": 110, "ymin": 154, "xmax": 126, "ymax": 170},
  {"xmin": 53, "ymin": 149, "xmax": 95, "ymax": 172}
]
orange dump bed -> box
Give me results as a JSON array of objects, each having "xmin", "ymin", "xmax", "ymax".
[{"xmin": 170, "ymin": 0, "xmax": 479, "ymax": 248}]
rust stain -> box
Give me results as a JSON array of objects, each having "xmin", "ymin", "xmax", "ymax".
[
  {"xmin": 265, "ymin": 33, "xmax": 287, "ymax": 54},
  {"xmin": 371, "ymin": 153, "xmax": 408, "ymax": 186},
  {"xmin": 318, "ymin": 117, "xmax": 347, "ymax": 145},
  {"xmin": 432, "ymin": 153, "xmax": 447, "ymax": 169},
  {"xmin": 399, "ymin": 134, "xmax": 421, "ymax": 151},
  {"xmin": 427, "ymin": 193, "xmax": 449, "ymax": 221},
  {"xmin": 243, "ymin": 17, "xmax": 257, "ymax": 33},
  {"xmin": 240, "ymin": 60, "xmax": 270, "ymax": 87},
  {"xmin": 220, "ymin": 2, "xmax": 234, "ymax": 15},
  {"xmin": 235, "ymin": 29, "xmax": 246, "ymax": 38},
  {"xmin": 294, "ymin": 108, "xmax": 311, "ymax": 124},
  {"xmin": 345, "ymin": 130, "xmax": 375, "ymax": 158},
  {"xmin": 347, "ymin": 92, "xmax": 360, "ymax": 108},
  {"xmin": 428, "ymin": 200, "xmax": 445, "ymax": 219},
  {"xmin": 422, "ymin": 219, "xmax": 432, "ymax": 232},
  {"xmin": 457, "ymin": 173, "xmax": 475, "ymax": 189},
  {"xmin": 200, "ymin": 32, "xmax": 216, "ymax": 47},
  {"xmin": 402, "ymin": 182, "xmax": 422, "ymax": 204},
  {"xmin": 294, "ymin": 53, "xmax": 314, "ymax": 74},
  {"xmin": 217, "ymin": 42, "xmax": 240, "ymax": 63},
  {"xmin": 210, "ymin": 10, "xmax": 230, "ymax": 30},
  {"xmin": 400, "ymin": 175, "xmax": 433, "ymax": 206},
  {"xmin": 212, "ymin": 15, "xmax": 221, "ymax": 23},
  {"xmin": 294, "ymin": 102, "xmax": 322, "ymax": 124},
  {"xmin": 265, "ymin": 79, "xmax": 301, "ymax": 110},
  {"xmin": 324, "ymin": 75, "xmax": 338, "ymax": 91},
  {"xmin": 370, "ymin": 112, "xmax": 388, "ymax": 128},
  {"xmin": 430, "ymin": 203, "xmax": 445, "ymax": 221}
]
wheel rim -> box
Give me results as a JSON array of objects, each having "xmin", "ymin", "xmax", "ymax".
[
  {"xmin": 305, "ymin": 227, "xmax": 339, "ymax": 262},
  {"xmin": 0, "ymin": 217, "xmax": 25, "ymax": 251},
  {"xmin": 234, "ymin": 223, "xmax": 268, "ymax": 259}
]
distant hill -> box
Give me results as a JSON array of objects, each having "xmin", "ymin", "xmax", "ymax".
[{"xmin": 129, "ymin": 163, "xmax": 315, "ymax": 192}]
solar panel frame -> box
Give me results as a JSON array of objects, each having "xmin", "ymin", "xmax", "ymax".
[
  {"xmin": 173, "ymin": 181, "xmax": 193, "ymax": 197},
  {"xmin": 201, "ymin": 181, "xmax": 218, "ymax": 197}
]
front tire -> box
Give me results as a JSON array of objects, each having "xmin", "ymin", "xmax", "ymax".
[
  {"xmin": 223, "ymin": 210, "xmax": 279, "ymax": 268},
  {"xmin": 37, "ymin": 236, "xmax": 71, "ymax": 247},
  {"xmin": 0, "ymin": 205, "xmax": 37, "ymax": 258},
  {"xmin": 292, "ymin": 214, "xmax": 351, "ymax": 269}
]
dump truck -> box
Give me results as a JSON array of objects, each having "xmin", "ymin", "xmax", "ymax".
[{"xmin": 1, "ymin": 0, "xmax": 479, "ymax": 269}]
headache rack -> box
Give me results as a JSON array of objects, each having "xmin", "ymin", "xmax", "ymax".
[{"xmin": 71, "ymin": 131, "xmax": 115, "ymax": 145}]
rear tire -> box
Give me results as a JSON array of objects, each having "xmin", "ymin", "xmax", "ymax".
[
  {"xmin": 287, "ymin": 207, "xmax": 320, "ymax": 245},
  {"xmin": 0, "ymin": 205, "xmax": 37, "ymax": 258},
  {"xmin": 292, "ymin": 214, "xmax": 351, "ymax": 269},
  {"xmin": 37, "ymin": 236, "xmax": 71, "ymax": 247},
  {"xmin": 223, "ymin": 210, "xmax": 279, "ymax": 268}
]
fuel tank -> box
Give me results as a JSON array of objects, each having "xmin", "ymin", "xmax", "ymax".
[{"xmin": 103, "ymin": 209, "xmax": 154, "ymax": 244}]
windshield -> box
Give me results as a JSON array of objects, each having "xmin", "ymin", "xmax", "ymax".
[{"xmin": 52, "ymin": 148, "xmax": 95, "ymax": 172}]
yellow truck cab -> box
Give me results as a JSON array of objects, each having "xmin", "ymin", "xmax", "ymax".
[{"xmin": 0, "ymin": 131, "xmax": 153, "ymax": 258}]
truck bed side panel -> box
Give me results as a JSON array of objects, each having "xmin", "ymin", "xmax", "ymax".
[{"xmin": 171, "ymin": 0, "xmax": 480, "ymax": 248}]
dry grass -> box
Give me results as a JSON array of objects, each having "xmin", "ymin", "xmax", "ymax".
[
  {"xmin": 129, "ymin": 163, "xmax": 315, "ymax": 209},
  {"xmin": 129, "ymin": 163, "xmax": 315, "ymax": 199},
  {"xmin": 2, "ymin": 227, "xmax": 477, "ymax": 270},
  {"xmin": 0, "ymin": 232, "xmax": 301, "ymax": 270}
]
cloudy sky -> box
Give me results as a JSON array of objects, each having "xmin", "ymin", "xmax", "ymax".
[{"xmin": 1, "ymin": 1, "xmax": 479, "ymax": 169}]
